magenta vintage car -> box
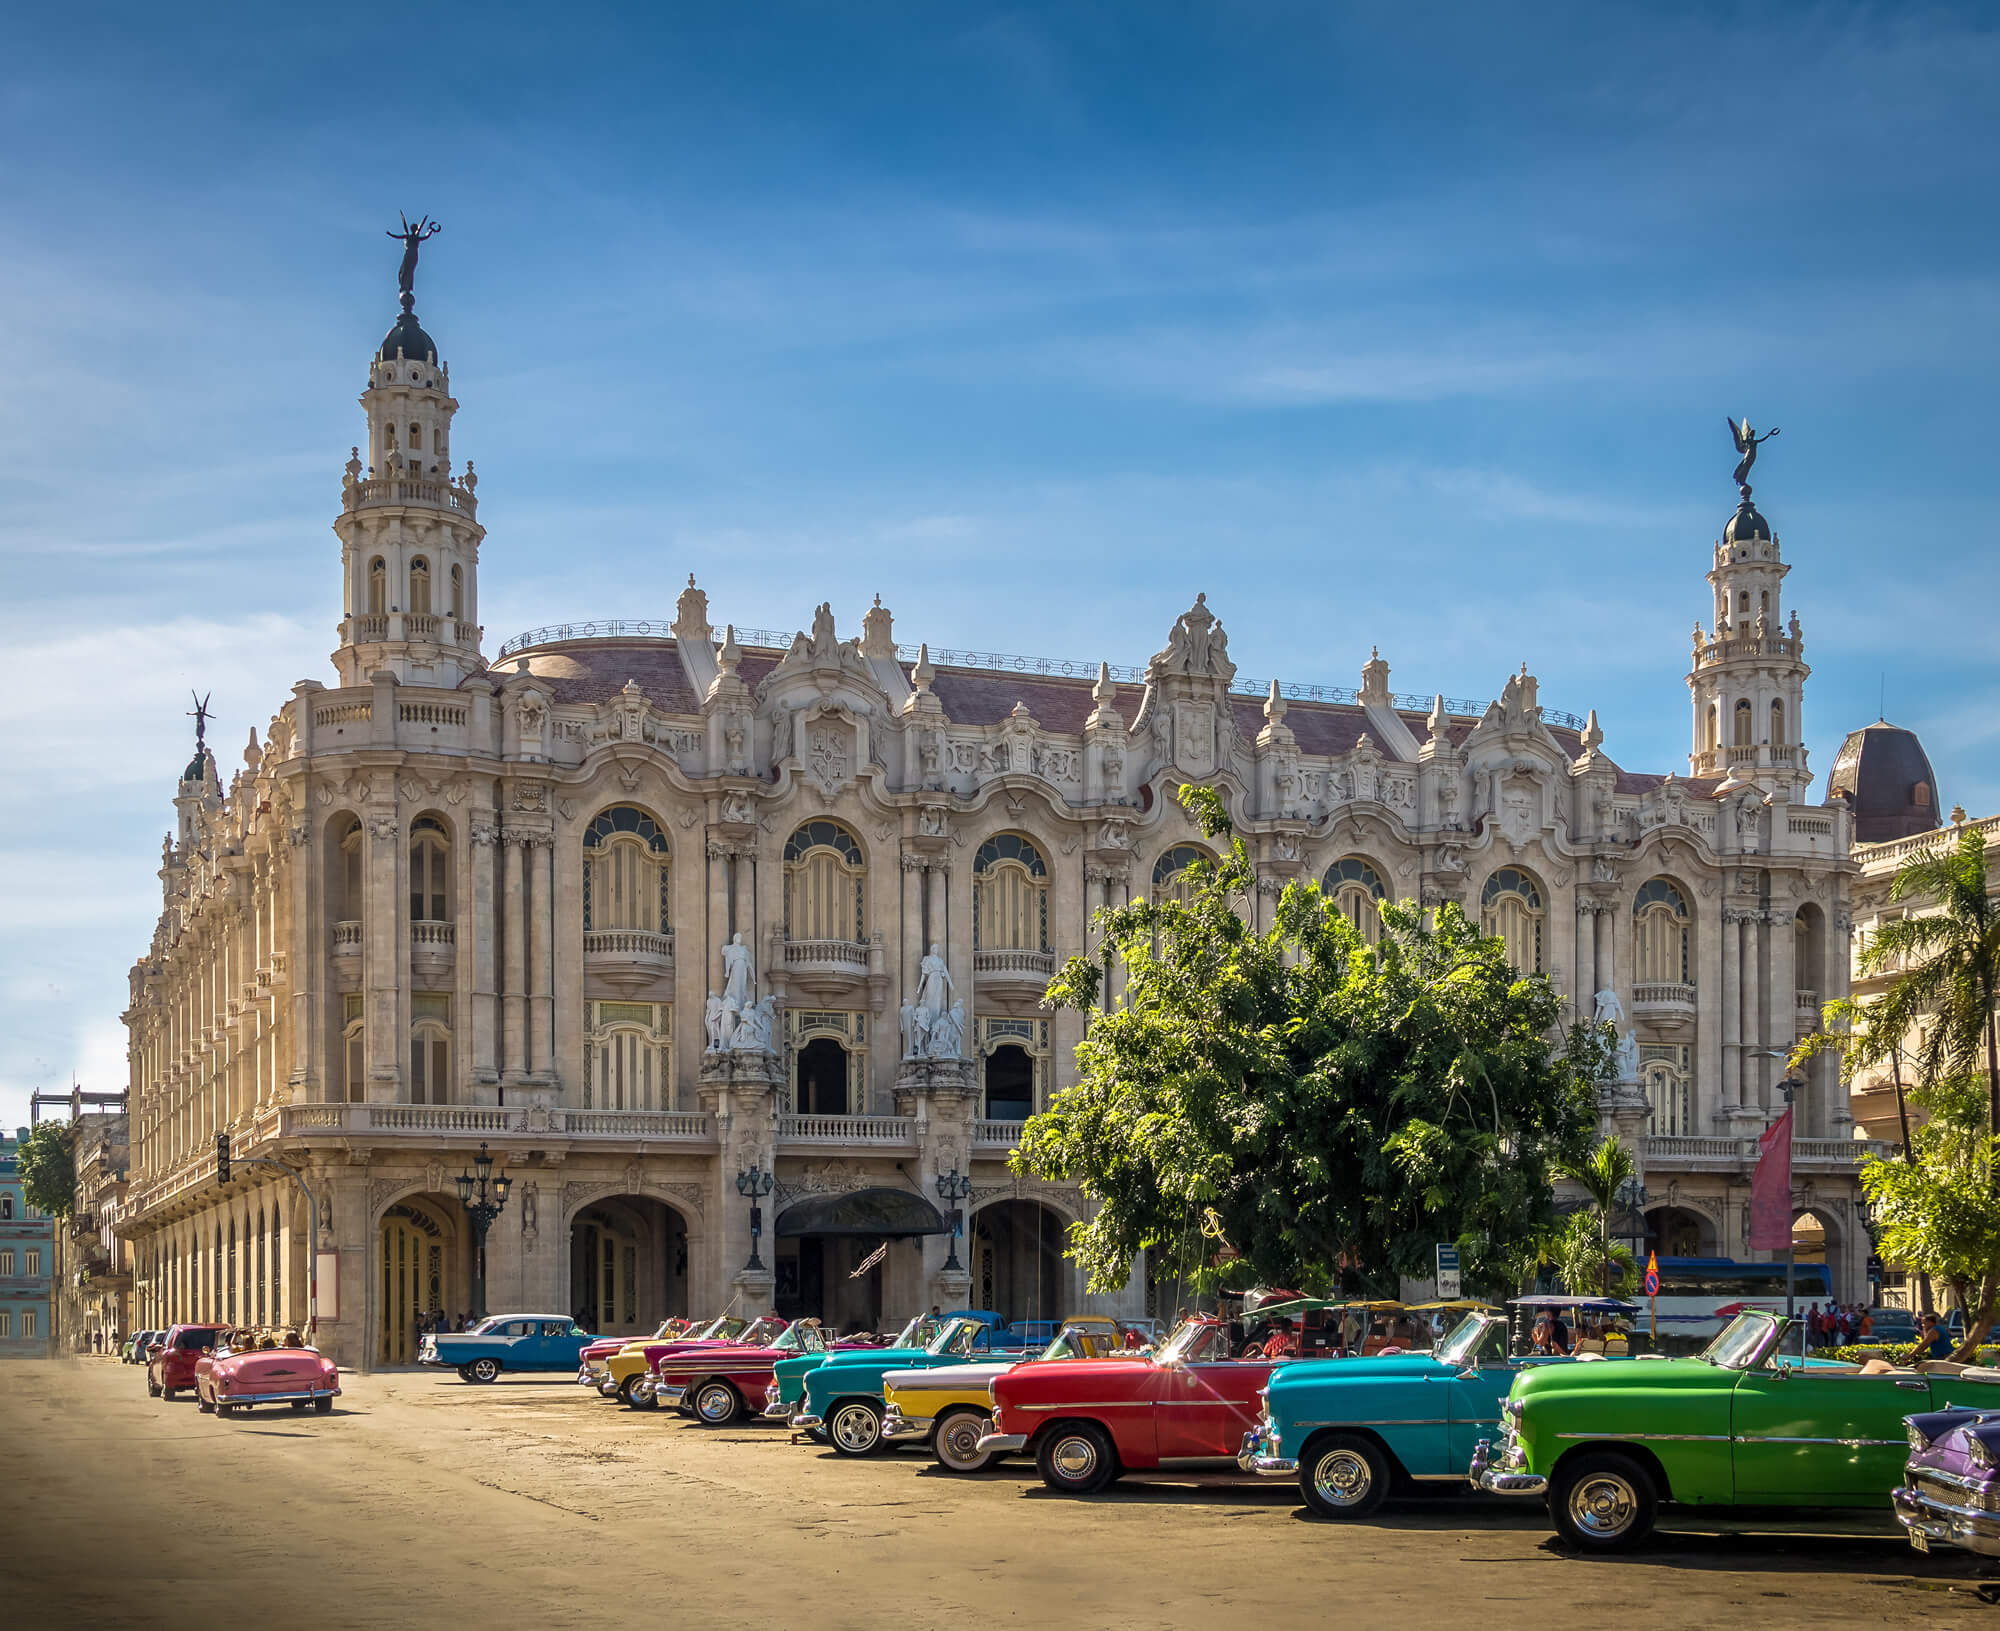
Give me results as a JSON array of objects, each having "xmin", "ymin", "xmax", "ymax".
[
  {"xmin": 194, "ymin": 1336, "xmax": 341, "ymax": 1417},
  {"xmin": 1896, "ymin": 1399, "xmax": 2000, "ymax": 1557},
  {"xmin": 640, "ymin": 1318, "xmax": 833, "ymax": 1425}
]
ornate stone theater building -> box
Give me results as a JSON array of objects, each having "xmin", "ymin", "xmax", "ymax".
[{"xmin": 118, "ymin": 276, "xmax": 1886, "ymax": 1370}]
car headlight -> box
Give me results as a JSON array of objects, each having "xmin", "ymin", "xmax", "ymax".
[
  {"xmin": 1506, "ymin": 1398, "xmax": 1524, "ymax": 1420},
  {"xmin": 1969, "ymin": 1436, "xmax": 1995, "ymax": 1472},
  {"xmin": 1907, "ymin": 1421, "xmax": 1933, "ymax": 1453}
]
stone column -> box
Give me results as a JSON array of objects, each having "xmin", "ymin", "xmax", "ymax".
[
  {"xmin": 1746, "ymin": 914, "xmax": 1767, "ymax": 1112},
  {"xmin": 1770, "ymin": 908, "xmax": 1801, "ymax": 1129},
  {"xmin": 1720, "ymin": 909, "xmax": 1742, "ymax": 1116},
  {"xmin": 363, "ymin": 809, "xmax": 402, "ymax": 1103},
  {"xmin": 528, "ymin": 834, "xmax": 556, "ymax": 1085},
  {"xmin": 696, "ymin": 1049, "xmax": 783, "ymax": 1311},
  {"xmin": 897, "ymin": 1057, "xmax": 977, "ymax": 1311},
  {"xmin": 501, "ymin": 834, "xmax": 526, "ymax": 1085},
  {"xmin": 1593, "ymin": 903, "xmax": 1615, "ymax": 998},
  {"xmin": 467, "ymin": 810, "xmax": 499, "ymax": 1103}
]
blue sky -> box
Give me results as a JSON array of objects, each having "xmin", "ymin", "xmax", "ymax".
[{"xmin": 3, "ymin": 2, "xmax": 1996, "ymax": 1128}]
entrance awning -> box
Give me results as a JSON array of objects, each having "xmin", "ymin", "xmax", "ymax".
[{"xmin": 774, "ymin": 1188, "xmax": 948, "ymax": 1238}]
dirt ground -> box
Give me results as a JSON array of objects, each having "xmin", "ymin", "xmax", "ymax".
[{"xmin": 4, "ymin": 1357, "xmax": 1995, "ymax": 1630}]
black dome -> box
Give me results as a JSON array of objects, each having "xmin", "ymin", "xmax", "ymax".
[
  {"xmin": 378, "ymin": 312, "xmax": 438, "ymax": 365},
  {"xmin": 1828, "ymin": 722, "xmax": 1940, "ymax": 843},
  {"xmin": 181, "ymin": 746, "xmax": 213, "ymax": 785},
  {"xmin": 1723, "ymin": 500, "xmax": 1771, "ymax": 543}
]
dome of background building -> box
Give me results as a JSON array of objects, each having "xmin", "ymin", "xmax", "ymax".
[
  {"xmin": 1827, "ymin": 721, "xmax": 1940, "ymax": 843},
  {"xmin": 377, "ymin": 312, "xmax": 438, "ymax": 365},
  {"xmin": 1723, "ymin": 499, "xmax": 1772, "ymax": 543}
]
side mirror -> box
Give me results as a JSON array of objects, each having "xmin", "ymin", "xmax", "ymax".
[{"xmin": 1456, "ymin": 1364, "xmax": 1480, "ymax": 1381}]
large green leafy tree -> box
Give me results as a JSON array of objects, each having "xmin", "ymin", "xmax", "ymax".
[
  {"xmin": 16, "ymin": 1121, "xmax": 76, "ymax": 1221},
  {"xmin": 1013, "ymin": 786, "xmax": 1600, "ymax": 1300}
]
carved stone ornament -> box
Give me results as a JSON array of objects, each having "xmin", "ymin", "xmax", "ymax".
[
  {"xmin": 511, "ymin": 783, "xmax": 548, "ymax": 813},
  {"xmin": 469, "ymin": 820, "xmax": 498, "ymax": 847},
  {"xmin": 366, "ymin": 813, "xmax": 400, "ymax": 843}
]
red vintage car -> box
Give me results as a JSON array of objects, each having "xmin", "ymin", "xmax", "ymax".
[
  {"xmin": 147, "ymin": 1323, "xmax": 228, "ymax": 1400},
  {"xmin": 982, "ymin": 1315, "xmax": 1286, "ymax": 1493},
  {"xmin": 606, "ymin": 1313, "xmax": 792, "ymax": 1407},
  {"xmin": 577, "ymin": 1318, "xmax": 698, "ymax": 1396},
  {"xmin": 641, "ymin": 1317, "xmax": 833, "ymax": 1425},
  {"xmin": 195, "ymin": 1336, "xmax": 341, "ymax": 1417}
]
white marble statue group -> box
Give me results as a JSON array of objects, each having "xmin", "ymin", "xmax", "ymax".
[
  {"xmin": 1592, "ymin": 988, "xmax": 1642, "ymax": 1083},
  {"xmin": 704, "ymin": 932, "xmax": 777, "ymax": 1054},
  {"xmin": 900, "ymin": 942, "xmax": 966, "ymax": 1061}
]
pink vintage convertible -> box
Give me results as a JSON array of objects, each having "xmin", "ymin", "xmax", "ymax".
[{"xmin": 195, "ymin": 1334, "xmax": 341, "ymax": 1417}]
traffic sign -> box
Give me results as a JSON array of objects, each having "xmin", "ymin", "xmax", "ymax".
[
  {"xmin": 1644, "ymin": 1251, "xmax": 1660, "ymax": 1297},
  {"xmin": 1435, "ymin": 1244, "xmax": 1462, "ymax": 1300}
]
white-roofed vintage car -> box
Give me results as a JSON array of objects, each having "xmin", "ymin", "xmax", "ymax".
[{"xmin": 195, "ymin": 1334, "xmax": 340, "ymax": 1417}]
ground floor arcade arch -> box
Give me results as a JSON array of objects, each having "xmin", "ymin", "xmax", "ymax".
[
  {"xmin": 378, "ymin": 1195, "xmax": 463, "ymax": 1366},
  {"xmin": 568, "ymin": 1195, "xmax": 689, "ymax": 1335},
  {"xmin": 971, "ymin": 1198, "xmax": 1070, "ymax": 1327}
]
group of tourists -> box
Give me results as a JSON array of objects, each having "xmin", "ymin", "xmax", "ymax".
[
  {"xmin": 1803, "ymin": 1301, "xmax": 1873, "ymax": 1348},
  {"xmin": 416, "ymin": 1309, "xmax": 478, "ymax": 1336}
]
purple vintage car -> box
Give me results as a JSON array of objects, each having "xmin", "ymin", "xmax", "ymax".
[{"xmin": 1895, "ymin": 1405, "xmax": 2000, "ymax": 1557}]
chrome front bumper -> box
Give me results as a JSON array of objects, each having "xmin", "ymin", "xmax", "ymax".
[
  {"xmin": 793, "ymin": 1412, "xmax": 824, "ymax": 1431},
  {"xmin": 1893, "ymin": 1483, "xmax": 2000, "ymax": 1557},
  {"xmin": 1236, "ymin": 1425, "xmax": 1296, "ymax": 1477},
  {"xmin": 655, "ymin": 1380, "xmax": 689, "ymax": 1407},
  {"xmin": 880, "ymin": 1406, "xmax": 934, "ymax": 1444},
  {"xmin": 763, "ymin": 1384, "xmax": 791, "ymax": 1420},
  {"xmin": 217, "ymin": 1387, "xmax": 340, "ymax": 1406},
  {"xmin": 975, "ymin": 1431, "xmax": 1027, "ymax": 1455},
  {"xmin": 1469, "ymin": 1438, "xmax": 1547, "ymax": 1497}
]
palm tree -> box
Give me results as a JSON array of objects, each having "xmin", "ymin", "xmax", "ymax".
[
  {"xmin": 1559, "ymin": 1135, "xmax": 1638, "ymax": 1296},
  {"xmin": 1857, "ymin": 825, "xmax": 2000, "ymax": 1185}
]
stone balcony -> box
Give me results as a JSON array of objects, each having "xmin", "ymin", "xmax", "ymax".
[
  {"xmin": 974, "ymin": 947, "xmax": 1059, "ymax": 998},
  {"xmin": 1796, "ymin": 988, "xmax": 1821, "ymax": 1024},
  {"xmin": 777, "ymin": 1114, "xmax": 917, "ymax": 1150},
  {"xmin": 1631, "ymin": 981, "xmax": 1697, "ymax": 1033},
  {"xmin": 331, "ymin": 921, "xmax": 363, "ymax": 953},
  {"xmin": 972, "ymin": 1120, "xmax": 1027, "ymax": 1150},
  {"xmin": 411, "ymin": 922, "xmax": 456, "ymax": 970},
  {"xmin": 1644, "ymin": 1133, "xmax": 1896, "ymax": 1174},
  {"xmin": 583, "ymin": 929, "xmax": 674, "ymax": 993},
  {"xmin": 779, "ymin": 937, "xmax": 878, "ymax": 1003}
]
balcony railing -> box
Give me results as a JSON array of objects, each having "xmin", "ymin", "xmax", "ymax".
[
  {"xmin": 973, "ymin": 1120, "xmax": 1027, "ymax": 1147},
  {"xmin": 1796, "ymin": 988, "xmax": 1820, "ymax": 1017},
  {"xmin": 778, "ymin": 1114, "xmax": 914, "ymax": 1145},
  {"xmin": 783, "ymin": 939, "xmax": 870, "ymax": 974},
  {"xmin": 411, "ymin": 922, "xmax": 456, "ymax": 949},
  {"xmin": 331, "ymin": 921, "xmax": 362, "ymax": 952},
  {"xmin": 344, "ymin": 475, "xmax": 477, "ymax": 517},
  {"xmin": 1646, "ymin": 1133, "xmax": 1895, "ymax": 1169},
  {"xmin": 584, "ymin": 929, "xmax": 674, "ymax": 961},
  {"xmin": 562, "ymin": 1110, "xmax": 714, "ymax": 1139},
  {"xmin": 974, "ymin": 948, "xmax": 1058, "ymax": 980}
]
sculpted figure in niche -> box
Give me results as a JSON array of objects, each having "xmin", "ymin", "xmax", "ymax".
[
  {"xmin": 720, "ymin": 791, "xmax": 753, "ymax": 825},
  {"xmin": 731, "ymin": 997, "xmax": 776, "ymax": 1054},
  {"xmin": 703, "ymin": 992, "xmax": 730, "ymax": 1052},
  {"xmin": 724, "ymin": 723, "xmax": 747, "ymax": 774},
  {"xmin": 927, "ymin": 1000, "xmax": 965, "ymax": 1061},
  {"xmin": 1592, "ymin": 988, "xmax": 1624, "ymax": 1028},
  {"xmin": 916, "ymin": 942, "xmax": 955, "ymax": 1019},
  {"xmin": 722, "ymin": 932, "xmax": 755, "ymax": 1008},
  {"xmin": 900, "ymin": 1000, "xmax": 930, "ymax": 1061},
  {"xmin": 1615, "ymin": 1029, "xmax": 1641, "ymax": 1084}
]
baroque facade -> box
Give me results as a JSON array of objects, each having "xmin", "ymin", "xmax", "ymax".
[{"xmin": 118, "ymin": 279, "xmax": 1884, "ymax": 1371}]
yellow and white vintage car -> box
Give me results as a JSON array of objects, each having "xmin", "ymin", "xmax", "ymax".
[{"xmin": 879, "ymin": 1317, "xmax": 1141, "ymax": 1472}]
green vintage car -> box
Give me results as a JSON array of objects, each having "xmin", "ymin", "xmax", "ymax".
[{"xmin": 1471, "ymin": 1309, "xmax": 1998, "ymax": 1551}]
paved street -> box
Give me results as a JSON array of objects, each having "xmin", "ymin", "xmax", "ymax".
[{"xmin": 4, "ymin": 1358, "xmax": 1993, "ymax": 1629}]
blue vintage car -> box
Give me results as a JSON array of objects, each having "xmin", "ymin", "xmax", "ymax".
[
  {"xmin": 419, "ymin": 1314, "xmax": 599, "ymax": 1383},
  {"xmin": 797, "ymin": 1312, "xmax": 1029, "ymax": 1455},
  {"xmin": 1238, "ymin": 1306, "xmax": 1599, "ymax": 1517}
]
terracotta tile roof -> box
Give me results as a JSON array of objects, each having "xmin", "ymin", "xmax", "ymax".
[{"xmin": 499, "ymin": 640, "xmax": 702, "ymax": 713}]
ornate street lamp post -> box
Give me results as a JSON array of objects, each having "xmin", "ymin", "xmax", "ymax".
[
  {"xmin": 935, "ymin": 1168, "xmax": 973, "ymax": 1272},
  {"xmin": 736, "ymin": 1164, "xmax": 774, "ymax": 1272},
  {"xmin": 454, "ymin": 1142, "xmax": 512, "ymax": 1322}
]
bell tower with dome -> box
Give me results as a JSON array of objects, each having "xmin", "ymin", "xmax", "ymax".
[
  {"xmin": 1686, "ymin": 421, "xmax": 1812, "ymax": 796},
  {"xmin": 331, "ymin": 217, "xmax": 486, "ymax": 688}
]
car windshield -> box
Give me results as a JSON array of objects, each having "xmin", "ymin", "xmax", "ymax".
[
  {"xmin": 928, "ymin": 1317, "xmax": 990, "ymax": 1358},
  {"xmin": 470, "ymin": 1315, "xmax": 507, "ymax": 1335},
  {"xmin": 893, "ymin": 1314, "xmax": 942, "ymax": 1349},
  {"xmin": 1701, "ymin": 1311, "xmax": 1781, "ymax": 1370},
  {"xmin": 739, "ymin": 1316, "xmax": 788, "ymax": 1347},
  {"xmin": 773, "ymin": 1321, "xmax": 825, "ymax": 1355},
  {"xmin": 1038, "ymin": 1326, "xmax": 1100, "ymax": 1361},
  {"xmin": 1434, "ymin": 1313, "xmax": 1505, "ymax": 1367},
  {"xmin": 697, "ymin": 1315, "xmax": 748, "ymax": 1341},
  {"xmin": 1156, "ymin": 1319, "xmax": 1225, "ymax": 1365}
]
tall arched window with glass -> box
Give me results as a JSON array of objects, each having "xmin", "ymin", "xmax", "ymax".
[
  {"xmin": 408, "ymin": 556, "xmax": 431, "ymax": 616},
  {"xmin": 1324, "ymin": 856, "xmax": 1386, "ymax": 943},
  {"xmin": 585, "ymin": 1001, "xmax": 670, "ymax": 1111},
  {"xmin": 784, "ymin": 821, "xmax": 866, "ymax": 942},
  {"xmin": 1633, "ymin": 878, "xmax": 1692, "ymax": 989},
  {"xmin": 582, "ymin": 807, "xmax": 670, "ymax": 941},
  {"xmin": 1151, "ymin": 845, "xmax": 1213, "ymax": 906},
  {"xmin": 410, "ymin": 816, "xmax": 450, "ymax": 923},
  {"xmin": 1480, "ymin": 868, "xmax": 1544, "ymax": 974},
  {"xmin": 367, "ymin": 558, "xmax": 387, "ymax": 617},
  {"xmin": 409, "ymin": 993, "xmax": 451, "ymax": 1105},
  {"xmin": 973, "ymin": 833, "xmax": 1048, "ymax": 952},
  {"xmin": 1644, "ymin": 1046, "xmax": 1693, "ymax": 1136}
]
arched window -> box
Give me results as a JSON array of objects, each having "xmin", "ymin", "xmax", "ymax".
[
  {"xmin": 408, "ymin": 556, "xmax": 431, "ymax": 616},
  {"xmin": 1480, "ymin": 868, "xmax": 1544, "ymax": 973},
  {"xmin": 1633, "ymin": 878, "xmax": 1691, "ymax": 986},
  {"xmin": 1913, "ymin": 780, "xmax": 1932, "ymax": 809},
  {"xmin": 410, "ymin": 816, "xmax": 449, "ymax": 922},
  {"xmin": 1769, "ymin": 699, "xmax": 1784, "ymax": 746},
  {"xmin": 1733, "ymin": 698, "xmax": 1753, "ymax": 747},
  {"xmin": 1759, "ymin": 590, "xmax": 1769, "ymax": 621},
  {"xmin": 383, "ymin": 423, "xmax": 398, "ymax": 450},
  {"xmin": 343, "ymin": 994, "xmax": 365, "ymax": 1104},
  {"xmin": 1323, "ymin": 856, "xmax": 1386, "ymax": 943},
  {"xmin": 409, "ymin": 422, "xmax": 422, "ymax": 454},
  {"xmin": 1151, "ymin": 844, "xmax": 1212, "ymax": 905},
  {"xmin": 582, "ymin": 806, "xmax": 670, "ymax": 935},
  {"xmin": 449, "ymin": 564, "xmax": 463, "ymax": 619},
  {"xmin": 433, "ymin": 426, "xmax": 445, "ymax": 453},
  {"xmin": 1737, "ymin": 590, "xmax": 1750, "ymax": 615},
  {"xmin": 339, "ymin": 820, "xmax": 365, "ymax": 922},
  {"xmin": 586, "ymin": 1001, "xmax": 669, "ymax": 1112},
  {"xmin": 410, "ymin": 993, "xmax": 451, "ymax": 1106},
  {"xmin": 973, "ymin": 833, "xmax": 1048, "ymax": 951},
  {"xmin": 784, "ymin": 821, "xmax": 866, "ymax": 941},
  {"xmin": 367, "ymin": 558, "xmax": 387, "ymax": 616},
  {"xmin": 1645, "ymin": 1058, "xmax": 1692, "ymax": 1136},
  {"xmin": 1704, "ymin": 704, "xmax": 1718, "ymax": 753}
]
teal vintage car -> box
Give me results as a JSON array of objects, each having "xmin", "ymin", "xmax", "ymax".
[
  {"xmin": 418, "ymin": 1314, "xmax": 599, "ymax": 1383},
  {"xmin": 1239, "ymin": 1304, "xmax": 1587, "ymax": 1517},
  {"xmin": 1471, "ymin": 1309, "xmax": 1999, "ymax": 1551},
  {"xmin": 762, "ymin": 1312, "xmax": 942, "ymax": 1424},
  {"xmin": 797, "ymin": 1314, "xmax": 1030, "ymax": 1456}
]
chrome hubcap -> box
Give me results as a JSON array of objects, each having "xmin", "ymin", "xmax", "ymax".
[
  {"xmin": 939, "ymin": 1415, "xmax": 989, "ymax": 1468},
  {"xmin": 1569, "ymin": 1473, "xmax": 1638, "ymax": 1537},
  {"xmin": 1313, "ymin": 1449, "xmax": 1373, "ymax": 1507},
  {"xmin": 697, "ymin": 1386, "xmax": 733, "ymax": 1422},
  {"xmin": 832, "ymin": 1405, "xmax": 878, "ymax": 1451},
  {"xmin": 1050, "ymin": 1435, "xmax": 1099, "ymax": 1482}
]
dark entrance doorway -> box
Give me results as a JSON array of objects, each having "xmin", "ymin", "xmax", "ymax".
[
  {"xmin": 973, "ymin": 1200, "xmax": 1067, "ymax": 1327},
  {"xmin": 797, "ymin": 1038, "xmax": 848, "ymax": 1115},
  {"xmin": 772, "ymin": 1187, "xmax": 946, "ymax": 1333},
  {"xmin": 984, "ymin": 1044, "xmax": 1035, "ymax": 1120}
]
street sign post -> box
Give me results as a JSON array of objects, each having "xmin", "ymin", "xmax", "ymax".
[
  {"xmin": 1435, "ymin": 1244, "xmax": 1462, "ymax": 1300},
  {"xmin": 1644, "ymin": 1250, "xmax": 1661, "ymax": 1342}
]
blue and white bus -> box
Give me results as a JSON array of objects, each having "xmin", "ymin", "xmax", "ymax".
[{"xmin": 1644, "ymin": 1257, "xmax": 1835, "ymax": 1343}]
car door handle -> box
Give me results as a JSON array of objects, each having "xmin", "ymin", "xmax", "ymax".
[{"xmin": 1895, "ymin": 1379, "xmax": 1929, "ymax": 1391}]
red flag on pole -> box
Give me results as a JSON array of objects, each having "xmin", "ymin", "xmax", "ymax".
[{"xmin": 1748, "ymin": 1106, "xmax": 1794, "ymax": 1251}]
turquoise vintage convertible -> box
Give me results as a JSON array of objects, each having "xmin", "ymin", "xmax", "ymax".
[{"xmin": 1238, "ymin": 1303, "xmax": 1592, "ymax": 1517}]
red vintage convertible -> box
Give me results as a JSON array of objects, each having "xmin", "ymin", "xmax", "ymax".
[
  {"xmin": 640, "ymin": 1316, "xmax": 836, "ymax": 1426},
  {"xmin": 982, "ymin": 1314, "xmax": 1303, "ymax": 1493},
  {"xmin": 147, "ymin": 1323, "xmax": 228, "ymax": 1400},
  {"xmin": 195, "ymin": 1333, "xmax": 341, "ymax": 1417}
]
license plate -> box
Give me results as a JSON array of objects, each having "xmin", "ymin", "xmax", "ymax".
[{"xmin": 1909, "ymin": 1529, "xmax": 1930, "ymax": 1554}]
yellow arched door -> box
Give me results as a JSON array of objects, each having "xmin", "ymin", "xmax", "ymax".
[{"xmin": 380, "ymin": 1206, "xmax": 451, "ymax": 1365}]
